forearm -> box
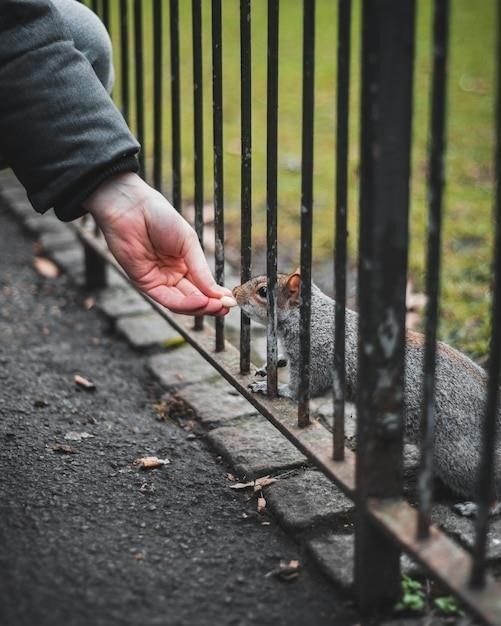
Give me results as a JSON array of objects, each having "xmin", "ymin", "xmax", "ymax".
[{"xmin": 0, "ymin": 0, "xmax": 139, "ymax": 221}]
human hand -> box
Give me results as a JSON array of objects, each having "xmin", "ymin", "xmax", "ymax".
[{"xmin": 84, "ymin": 172, "xmax": 232, "ymax": 316}]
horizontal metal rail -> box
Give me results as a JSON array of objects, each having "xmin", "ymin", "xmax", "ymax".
[{"xmin": 74, "ymin": 223, "xmax": 501, "ymax": 625}]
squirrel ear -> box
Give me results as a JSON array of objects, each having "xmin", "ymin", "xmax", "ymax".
[{"xmin": 286, "ymin": 271, "xmax": 301, "ymax": 302}]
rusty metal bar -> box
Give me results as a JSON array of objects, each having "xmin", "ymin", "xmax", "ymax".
[
  {"xmin": 470, "ymin": 0, "xmax": 501, "ymax": 589},
  {"xmin": 369, "ymin": 498, "xmax": 501, "ymax": 625},
  {"xmin": 153, "ymin": 0, "xmax": 163, "ymax": 193},
  {"xmin": 192, "ymin": 0, "xmax": 204, "ymax": 331},
  {"xmin": 212, "ymin": 0, "xmax": 225, "ymax": 352},
  {"xmin": 298, "ymin": 0, "xmax": 315, "ymax": 428},
  {"xmin": 266, "ymin": 0, "xmax": 279, "ymax": 398},
  {"xmin": 355, "ymin": 0, "xmax": 416, "ymax": 613},
  {"xmin": 119, "ymin": 0, "xmax": 130, "ymax": 124},
  {"xmin": 417, "ymin": 0, "xmax": 449, "ymax": 540},
  {"xmin": 133, "ymin": 0, "xmax": 145, "ymax": 178},
  {"xmin": 169, "ymin": 0, "xmax": 182, "ymax": 211},
  {"xmin": 239, "ymin": 0, "xmax": 252, "ymax": 374},
  {"xmin": 333, "ymin": 0, "xmax": 351, "ymax": 461},
  {"xmin": 101, "ymin": 0, "xmax": 110, "ymax": 32},
  {"xmin": 72, "ymin": 223, "xmax": 501, "ymax": 625}
]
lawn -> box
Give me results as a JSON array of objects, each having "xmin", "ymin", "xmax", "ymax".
[{"xmin": 102, "ymin": 0, "xmax": 496, "ymax": 360}]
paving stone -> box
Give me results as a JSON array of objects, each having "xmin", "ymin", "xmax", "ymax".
[
  {"xmin": 116, "ymin": 312, "xmax": 183, "ymax": 349},
  {"xmin": 206, "ymin": 415, "xmax": 307, "ymax": 479},
  {"xmin": 148, "ymin": 345, "xmax": 217, "ymax": 388},
  {"xmin": 4, "ymin": 197, "xmax": 33, "ymax": 220},
  {"xmin": 97, "ymin": 286, "xmax": 151, "ymax": 318},
  {"xmin": 51, "ymin": 247, "xmax": 85, "ymax": 284},
  {"xmin": 23, "ymin": 214, "xmax": 67, "ymax": 236},
  {"xmin": 40, "ymin": 229, "xmax": 79, "ymax": 252},
  {"xmin": 307, "ymin": 534, "xmax": 355, "ymax": 590},
  {"xmin": 432, "ymin": 504, "xmax": 501, "ymax": 560},
  {"xmin": 51, "ymin": 246, "xmax": 84, "ymax": 271},
  {"xmin": 308, "ymin": 533, "xmax": 421, "ymax": 591},
  {"xmin": 179, "ymin": 379, "xmax": 258, "ymax": 428},
  {"xmin": 265, "ymin": 468, "xmax": 354, "ymax": 533}
]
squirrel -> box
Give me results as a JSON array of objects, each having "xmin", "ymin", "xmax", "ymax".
[{"xmin": 232, "ymin": 270, "xmax": 501, "ymax": 503}]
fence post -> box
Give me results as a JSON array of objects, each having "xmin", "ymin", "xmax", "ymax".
[
  {"xmin": 355, "ymin": 0, "xmax": 416, "ymax": 614},
  {"xmin": 84, "ymin": 242, "xmax": 107, "ymax": 290}
]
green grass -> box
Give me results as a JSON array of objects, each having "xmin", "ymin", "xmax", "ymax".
[{"xmin": 105, "ymin": 0, "xmax": 496, "ymax": 359}]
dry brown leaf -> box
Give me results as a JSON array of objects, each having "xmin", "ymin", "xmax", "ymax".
[
  {"xmin": 64, "ymin": 431, "xmax": 94, "ymax": 441},
  {"xmin": 134, "ymin": 456, "xmax": 170, "ymax": 470},
  {"xmin": 83, "ymin": 297, "xmax": 95, "ymax": 310},
  {"xmin": 33, "ymin": 256, "xmax": 59, "ymax": 279},
  {"xmin": 74, "ymin": 374, "xmax": 96, "ymax": 391},
  {"xmin": 265, "ymin": 559, "xmax": 301, "ymax": 581},
  {"xmin": 226, "ymin": 473, "xmax": 235, "ymax": 481},
  {"xmin": 254, "ymin": 476, "xmax": 277, "ymax": 492},
  {"xmin": 229, "ymin": 481, "xmax": 255, "ymax": 490},
  {"xmin": 257, "ymin": 495, "xmax": 267, "ymax": 514}
]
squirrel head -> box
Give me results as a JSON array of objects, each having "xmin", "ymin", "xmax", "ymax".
[{"xmin": 232, "ymin": 270, "xmax": 301, "ymax": 326}]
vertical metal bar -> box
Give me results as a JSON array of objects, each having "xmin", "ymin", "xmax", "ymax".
[
  {"xmin": 91, "ymin": 0, "xmax": 99, "ymax": 15},
  {"xmin": 470, "ymin": 0, "xmax": 501, "ymax": 589},
  {"xmin": 212, "ymin": 2, "xmax": 226, "ymax": 347},
  {"xmin": 298, "ymin": 0, "xmax": 315, "ymax": 427},
  {"xmin": 333, "ymin": 0, "xmax": 351, "ymax": 460},
  {"xmin": 417, "ymin": 0, "xmax": 449, "ymax": 540},
  {"xmin": 153, "ymin": 0, "xmax": 163, "ymax": 192},
  {"xmin": 355, "ymin": 0, "xmax": 416, "ymax": 614},
  {"xmin": 170, "ymin": 0, "xmax": 182, "ymax": 211},
  {"xmin": 102, "ymin": 0, "xmax": 110, "ymax": 31},
  {"xmin": 266, "ymin": 0, "xmax": 279, "ymax": 398},
  {"xmin": 134, "ymin": 0, "xmax": 145, "ymax": 178},
  {"xmin": 212, "ymin": 0, "xmax": 225, "ymax": 351},
  {"xmin": 119, "ymin": 0, "xmax": 130, "ymax": 125},
  {"xmin": 240, "ymin": 0, "xmax": 252, "ymax": 374},
  {"xmin": 85, "ymin": 221, "xmax": 107, "ymax": 289},
  {"xmin": 193, "ymin": 0, "xmax": 204, "ymax": 331},
  {"xmin": 84, "ymin": 246, "xmax": 107, "ymax": 290}
]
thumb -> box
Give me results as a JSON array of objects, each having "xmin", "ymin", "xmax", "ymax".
[{"xmin": 183, "ymin": 234, "xmax": 233, "ymax": 299}]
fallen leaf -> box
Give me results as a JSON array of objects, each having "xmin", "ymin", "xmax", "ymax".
[
  {"xmin": 51, "ymin": 443, "xmax": 78, "ymax": 454},
  {"xmin": 134, "ymin": 456, "xmax": 170, "ymax": 470},
  {"xmin": 74, "ymin": 374, "xmax": 96, "ymax": 391},
  {"xmin": 83, "ymin": 297, "xmax": 95, "ymax": 310},
  {"xmin": 257, "ymin": 495, "xmax": 267, "ymax": 513},
  {"xmin": 64, "ymin": 431, "xmax": 94, "ymax": 441},
  {"xmin": 226, "ymin": 473, "xmax": 235, "ymax": 481},
  {"xmin": 254, "ymin": 476, "xmax": 277, "ymax": 492},
  {"xmin": 33, "ymin": 256, "xmax": 59, "ymax": 279},
  {"xmin": 229, "ymin": 481, "xmax": 255, "ymax": 490},
  {"xmin": 265, "ymin": 559, "xmax": 301, "ymax": 582}
]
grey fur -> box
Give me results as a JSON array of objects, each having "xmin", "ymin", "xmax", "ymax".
[{"xmin": 237, "ymin": 275, "xmax": 501, "ymax": 499}]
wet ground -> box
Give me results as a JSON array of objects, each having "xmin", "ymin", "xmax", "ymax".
[{"xmin": 0, "ymin": 202, "xmax": 359, "ymax": 626}]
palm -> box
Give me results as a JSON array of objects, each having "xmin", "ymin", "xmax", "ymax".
[{"xmin": 96, "ymin": 192, "xmax": 229, "ymax": 316}]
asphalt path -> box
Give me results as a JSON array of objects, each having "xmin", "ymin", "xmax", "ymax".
[{"xmin": 0, "ymin": 203, "xmax": 358, "ymax": 626}]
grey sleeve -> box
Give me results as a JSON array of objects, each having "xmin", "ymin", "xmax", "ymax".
[{"xmin": 0, "ymin": 0, "xmax": 140, "ymax": 221}]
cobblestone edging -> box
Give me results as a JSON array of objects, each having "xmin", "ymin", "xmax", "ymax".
[{"xmin": 2, "ymin": 171, "xmax": 501, "ymax": 607}]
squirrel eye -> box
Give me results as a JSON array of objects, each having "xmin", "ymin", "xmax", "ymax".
[{"xmin": 257, "ymin": 286, "xmax": 267, "ymax": 299}]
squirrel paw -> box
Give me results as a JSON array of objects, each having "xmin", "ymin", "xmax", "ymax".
[
  {"xmin": 254, "ymin": 356, "xmax": 288, "ymax": 378},
  {"xmin": 453, "ymin": 501, "xmax": 501, "ymax": 518},
  {"xmin": 248, "ymin": 380, "xmax": 295, "ymax": 400},
  {"xmin": 248, "ymin": 381, "xmax": 268, "ymax": 394}
]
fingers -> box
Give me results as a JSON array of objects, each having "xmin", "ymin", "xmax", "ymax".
[
  {"xmin": 147, "ymin": 285, "xmax": 230, "ymax": 317},
  {"xmin": 182, "ymin": 232, "xmax": 233, "ymax": 299}
]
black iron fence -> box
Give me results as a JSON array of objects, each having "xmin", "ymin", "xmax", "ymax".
[{"xmin": 78, "ymin": 0, "xmax": 501, "ymax": 622}]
